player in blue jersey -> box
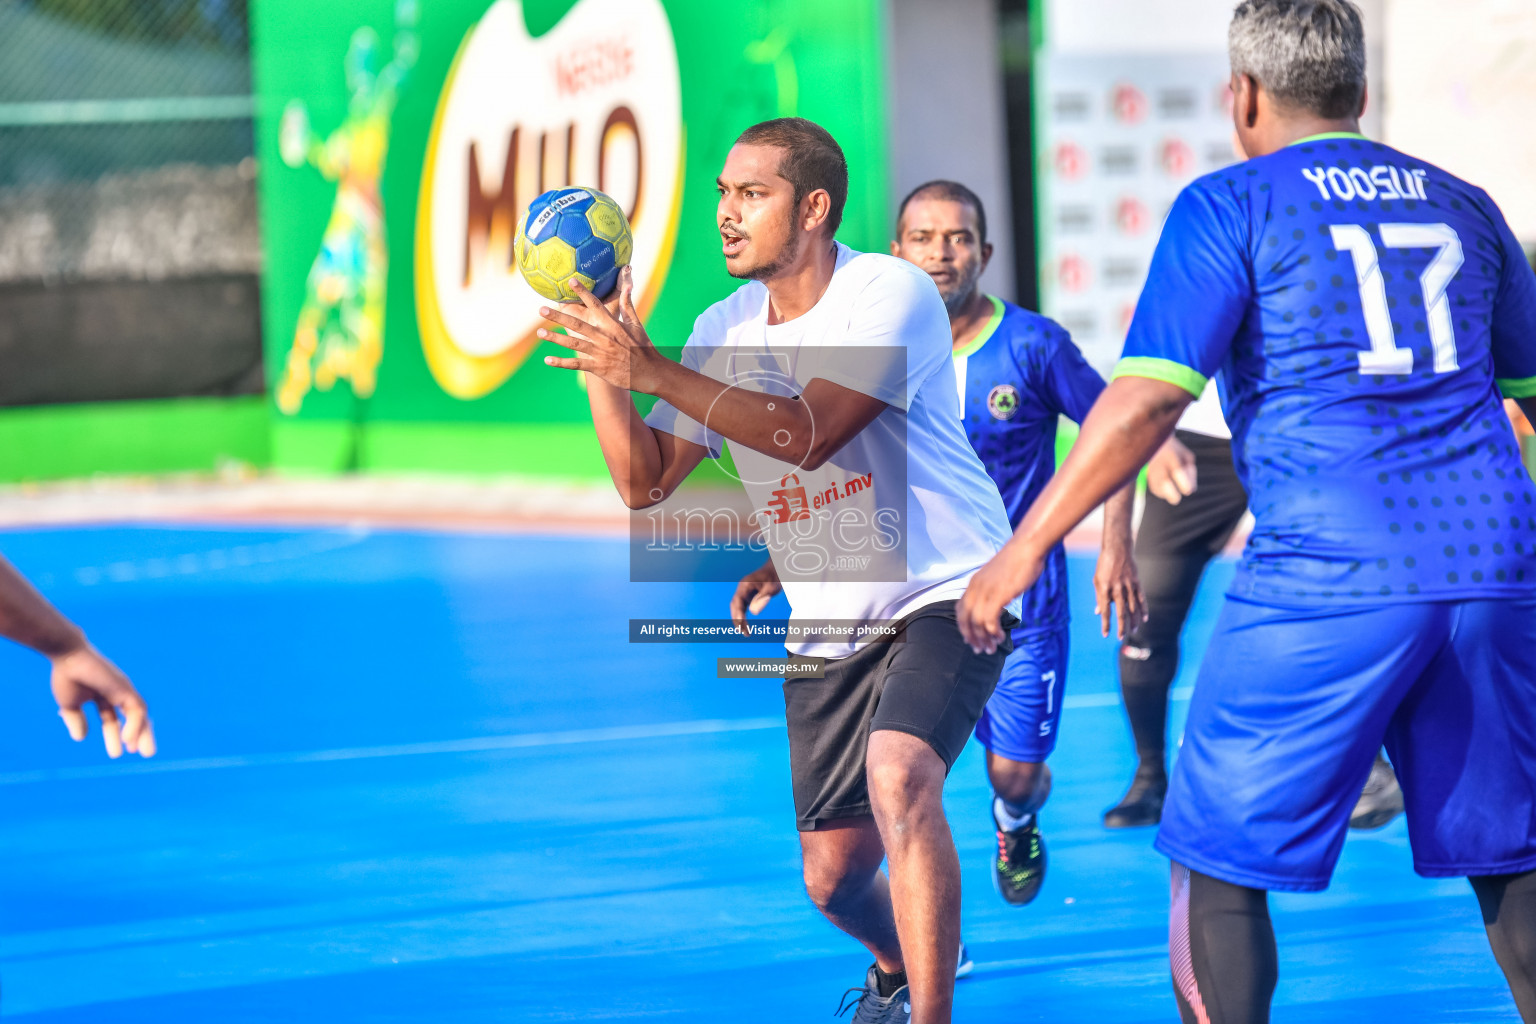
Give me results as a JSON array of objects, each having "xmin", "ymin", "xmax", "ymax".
[
  {"xmin": 893, "ymin": 181, "xmax": 1141, "ymax": 905},
  {"xmin": 957, "ymin": 1, "xmax": 1536, "ymax": 1020},
  {"xmin": 735, "ymin": 180, "xmax": 1142, "ymax": 910}
]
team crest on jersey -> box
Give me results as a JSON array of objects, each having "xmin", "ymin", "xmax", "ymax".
[{"xmin": 988, "ymin": 384, "xmax": 1020, "ymax": 420}]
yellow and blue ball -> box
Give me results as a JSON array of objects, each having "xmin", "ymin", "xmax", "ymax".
[{"xmin": 514, "ymin": 186, "xmax": 633, "ymax": 303}]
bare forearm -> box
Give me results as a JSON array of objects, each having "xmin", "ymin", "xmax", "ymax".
[
  {"xmin": 1102, "ymin": 481, "xmax": 1136, "ymax": 553},
  {"xmin": 0, "ymin": 557, "xmax": 83, "ymax": 658},
  {"xmin": 584, "ymin": 374, "xmax": 665, "ymax": 503},
  {"xmin": 1009, "ymin": 377, "xmax": 1191, "ymax": 562},
  {"xmin": 648, "ymin": 359, "xmax": 817, "ymax": 464},
  {"xmin": 580, "ymin": 344, "xmax": 796, "ymax": 472}
]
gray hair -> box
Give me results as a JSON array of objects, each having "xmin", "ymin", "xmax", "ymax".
[{"xmin": 1229, "ymin": 0, "xmax": 1366, "ymax": 118}]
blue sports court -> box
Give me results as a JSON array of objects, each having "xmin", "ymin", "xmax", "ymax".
[{"xmin": 0, "ymin": 525, "xmax": 1518, "ymax": 1021}]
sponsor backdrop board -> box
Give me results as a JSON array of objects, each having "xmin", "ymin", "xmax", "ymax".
[
  {"xmin": 1031, "ymin": 0, "xmax": 1383, "ymax": 378},
  {"xmin": 1384, "ymin": 0, "xmax": 1536, "ymax": 245},
  {"xmin": 252, "ymin": 0, "xmax": 889, "ymax": 478},
  {"xmin": 1034, "ymin": 52, "xmax": 1239, "ymax": 378}
]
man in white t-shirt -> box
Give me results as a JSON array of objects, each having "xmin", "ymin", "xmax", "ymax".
[{"xmin": 535, "ymin": 118, "xmax": 1019, "ymax": 1024}]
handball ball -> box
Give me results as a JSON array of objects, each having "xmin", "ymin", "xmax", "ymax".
[{"xmin": 515, "ymin": 186, "xmax": 633, "ymax": 303}]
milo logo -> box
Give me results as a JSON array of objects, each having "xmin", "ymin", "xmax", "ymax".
[{"xmin": 415, "ymin": 0, "xmax": 682, "ymax": 398}]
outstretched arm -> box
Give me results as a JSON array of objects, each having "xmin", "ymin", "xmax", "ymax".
[
  {"xmin": 959, "ymin": 375, "xmax": 1192, "ymax": 652},
  {"xmin": 0, "ymin": 556, "xmax": 154, "ymax": 758}
]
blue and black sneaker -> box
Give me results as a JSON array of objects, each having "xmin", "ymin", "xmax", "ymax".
[
  {"xmin": 992, "ymin": 797, "xmax": 1047, "ymax": 907},
  {"xmin": 835, "ymin": 965, "xmax": 910, "ymax": 1023}
]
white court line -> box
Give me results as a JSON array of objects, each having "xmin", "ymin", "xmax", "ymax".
[
  {"xmin": 0, "ymin": 687, "xmax": 1194, "ymax": 787},
  {"xmin": 0, "ymin": 717, "xmax": 783, "ymax": 788}
]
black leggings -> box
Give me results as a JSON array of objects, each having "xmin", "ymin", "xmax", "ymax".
[
  {"xmin": 1170, "ymin": 865, "xmax": 1276, "ymax": 1024},
  {"xmin": 1170, "ymin": 864, "xmax": 1536, "ymax": 1023},
  {"xmin": 1474, "ymin": 870, "xmax": 1536, "ymax": 1020},
  {"xmin": 1119, "ymin": 431, "xmax": 1248, "ymax": 769}
]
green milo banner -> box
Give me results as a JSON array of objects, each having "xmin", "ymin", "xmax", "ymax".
[{"xmin": 251, "ymin": 0, "xmax": 890, "ymax": 478}]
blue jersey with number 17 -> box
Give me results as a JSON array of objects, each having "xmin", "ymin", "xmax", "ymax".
[{"xmin": 1117, "ymin": 132, "xmax": 1536, "ymax": 604}]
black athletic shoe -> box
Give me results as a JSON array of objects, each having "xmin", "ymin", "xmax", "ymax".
[
  {"xmin": 1350, "ymin": 752, "xmax": 1405, "ymax": 830},
  {"xmin": 835, "ymin": 965, "xmax": 910, "ymax": 1023},
  {"xmin": 1103, "ymin": 767, "xmax": 1167, "ymax": 829},
  {"xmin": 992, "ymin": 797, "xmax": 1047, "ymax": 906}
]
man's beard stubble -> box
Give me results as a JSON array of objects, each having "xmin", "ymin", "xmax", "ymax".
[
  {"xmin": 937, "ymin": 264, "xmax": 983, "ymax": 316},
  {"xmin": 729, "ymin": 229, "xmax": 801, "ymax": 282}
]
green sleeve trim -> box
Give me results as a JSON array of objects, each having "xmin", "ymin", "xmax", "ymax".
[
  {"xmin": 1111, "ymin": 357, "xmax": 1208, "ymax": 397},
  {"xmin": 952, "ymin": 295, "xmax": 1006, "ymax": 361},
  {"xmin": 1288, "ymin": 131, "xmax": 1368, "ymax": 146},
  {"xmin": 1497, "ymin": 376, "xmax": 1536, "ymax": 399}
]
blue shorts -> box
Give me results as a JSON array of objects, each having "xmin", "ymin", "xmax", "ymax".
[
  {"xmin": 1156, "ymin": 596, "xmax": 1536, "ymax": 892},
  {"xmin": 972, "ymin": 626, "xmax": 1069, "ymax": 764}
]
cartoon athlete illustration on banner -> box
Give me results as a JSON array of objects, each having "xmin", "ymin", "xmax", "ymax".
[{"xmin": 276, "ymin": 0, "xmax": 418, "ymax": 414}]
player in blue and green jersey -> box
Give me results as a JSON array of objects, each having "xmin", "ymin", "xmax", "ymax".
[
  {"xmin": 956, "ymin": 2, "xmax": 1536, "ymax": 1021},
  {"xmin": 891, "ymin": 181, "xmax": 1141, "ymax": 907}
]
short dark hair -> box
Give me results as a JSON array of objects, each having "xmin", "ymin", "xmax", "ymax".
[
  {"xmin": 896, "ymin": 180, "xmax": 988, "ymax": 246},
  {"xmin": 735, "ymin": 117, "xmax": 850, "ymax": 236}
]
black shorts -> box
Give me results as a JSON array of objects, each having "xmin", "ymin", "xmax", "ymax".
[
  {"xmin": 1124, "ymin": 430, "xmax": 1249, "ymax": 654},
  {"xmin": 782, "ymin": 600, "xmax": 1013, "ymax": 831},
  {"xmin": 1135, "ymin": 430, "xmax": 1248, "ymax": 559}
]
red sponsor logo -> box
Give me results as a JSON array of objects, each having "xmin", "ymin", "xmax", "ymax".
[
  {"xmin": 555, "ymin": 37, "xmax": 635, "ymax": 98},
  {"xmin": 1161, "ymin": 137, "xmax": 1195, "ymax": 177},
  {"xmin": 1116, "ymin": 196, "xmax": 1150, "ymax": 236},
  {"xmin": 1053, "ymin": 141, "xmax": 1088, "ymax": 181},
  {"xmin": 760, "ymin": 471, "xmax": 876, "ymax": 524},
  {"xmin": 1058, "ymin": 254, "xmax": 1090, "ymax": 293},
  {"xmin": 1111, "ymin": 83, "xmax": 1147, "ymax": 124},
  {"xmin": 811, "ymin": 472, "xmax": 873, "ymax": 511},
  {"xmin": 763, "ymin": 472, "xmax": 812, "ymax": 525}
]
